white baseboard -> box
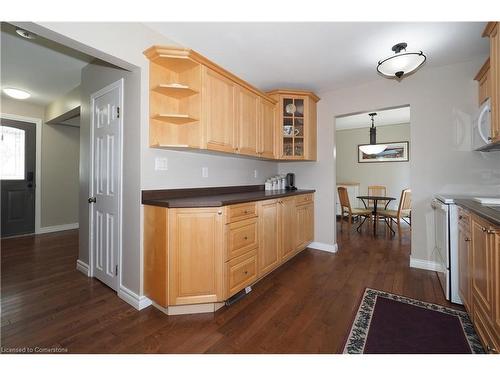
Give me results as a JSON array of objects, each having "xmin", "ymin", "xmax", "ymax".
[
  {"xmin": 76, "ymin": 259, "xmax": 90, "ymax": 276},
  {"xmin": 37, "ymin": 222, "xmax": 79, "ymax": 234},
  {"xmin": 409, "ymin": 257, "xmax": 441, "ymax": 271},
  {"xmin": 118, "ymin": 285, "xmax": 152, "ymax": 311},
  {"xmin": 308, "ymin": 242, "xmax": 338, "ymax": 253}
]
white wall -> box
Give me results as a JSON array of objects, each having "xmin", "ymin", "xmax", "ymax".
[
  {"xmin": 336, "ymin": 123, "xmax": 411, "ymax": 210},
  {"xmin": 279, "ymin": 57, "xmax": 500, "ymax": 264},
  {"xmin": 26, "ymin": 22, "xmax": 279, "ymax": 299}
]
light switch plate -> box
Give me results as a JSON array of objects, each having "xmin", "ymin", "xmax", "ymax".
[
  {"xmin": 154, "ymin": 157, "xmax": 168, "ymax": 171},
  {"xmin": 202, "ymin": 167, "xmax": 209, "ymax": 178},
  {"xmin": 254, "ymin": 169, "xmax": 258, "ymax": 178}
]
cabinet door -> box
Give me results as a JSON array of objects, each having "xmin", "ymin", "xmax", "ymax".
[
  {"xmin": 258, "ymin": 200, "xmax": 280, "ymax": 276},
  {"xmin": 236, "ymin": 87, "xmax": 259, "ymax": 156},
  {"xmin": 471, "ymin": 216, "xmax": 494, "ymax": 317},
  {"xmin": 203, "ymin": 67, "xmax": 236, "ymax": 153},
  {"xmin": 478, "ymin": 66, "xmax": 490, "ymax": 106},
  {"xmin": 490, "ymin": 24, "xmax": 500, "ymax": 143},
  {"xmin": 492, "ymin": 230, "xmax": 500, "ymax": 340},
  {"xmin": 279, "ymin": 197, "xmax": 296, "ymax": 260},
  {"xmin": 458, "ymin": 224, "xmax": 472, "ymax": 313},
  {"xmin": 168, "ymin": 207, "xmax": 224, "ymax": 305},
  {"xmin": 295, "ymin": 202, "xmax": 314, "ymax": 251},
  {"xmin": 258, "ymin": 99, "xmax": 276, "ymax": 159}
]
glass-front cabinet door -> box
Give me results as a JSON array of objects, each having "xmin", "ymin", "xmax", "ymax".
[{"xmin": 267, "ymin": 90, "xmax": 319, "ymax": 161}]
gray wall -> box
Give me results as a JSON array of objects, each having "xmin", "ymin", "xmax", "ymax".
[
  {"xmin": 336, "ymin": 123, "xmax": 411, "ymax": 210},
  {"xmin": 1, "ymin": 96, "xmax": 79, "ymax": 228},
  {"xmin": 279, "ymin": 57, "xmax": 500, "ymax": 265},
  {"xmin": 80, "ymin": 61, "xmax": 142, "ymax": 294}
]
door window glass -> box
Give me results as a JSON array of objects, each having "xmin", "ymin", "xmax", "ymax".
[{"xmin": 0, "ymin": 126, "xmax": 25, "ymax": 180}]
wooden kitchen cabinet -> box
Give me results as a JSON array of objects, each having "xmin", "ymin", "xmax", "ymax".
[
  {"xmin": 168, "ymin": 207, "xmax": 225, "ymax": 306},
  {"xmin": 295, "ymin": 202, "xmax": 314, "ymax": 251},
  {"xmin": 474, "ymin": 58, "xmax": 490, "ymax": 106},
  {"xmin": 458, "ymin": 208, "xmax": 472, "ymax": 313},
  {"xmin": 144, "ymin": 192, "xmax": 315, "ymax": 314},
  {"xmin": 280, "ymin": 196, "xmax": 297, "ymax": 261},
  {"xmin": 471, "ymin": 215, "xmax": 494, "ymax": 318},
  {"xmin": 258, "ymin": 98, "xmax": 276, "ymax": 159},
  {"xmin": 459, "ymin": 208, "xmax": 500, "ymax": 353},
  {"xmin": 235, "ymin": 86, "xmax": 259, "ymax": 156},
  {"xmin": 482, "ymin": 22, "xmax": 500, "ymax": 143},
  {"xmin": 144, "ymin": 46, "xmax": 319, "ymax": 161},
  {"xmin": 267, "ymin": 89, "xmax": 319, "ymax": 161},
  {"xmin": 203, "ymin": 67, "xmax": 236, "ymax": 153},
  {"xmin": 258, "ymin": 199, "xmax": 280, "ymax": 276}
]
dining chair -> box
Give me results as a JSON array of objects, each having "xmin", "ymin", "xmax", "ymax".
[
  {"xmin": 378, "ymin": 188, "xmax": 412, "ymax": 237},
  {"xmin": 337, "ymin": 187, "xmax": 372, "ymax": 231},
  {"xmin": 367, "ymin": 185, "xmax": 387, "ymax": 207}
]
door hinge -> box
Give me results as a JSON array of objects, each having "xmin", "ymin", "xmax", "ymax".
[
  {"xmin": 116, "ymin": 106, "xmax": 120, "ymax": 118},
  {"xmin": 115, "ymin": 265, "xmax": 118, "ymax": 276}
]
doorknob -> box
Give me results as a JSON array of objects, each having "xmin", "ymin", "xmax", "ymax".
[{"xmin": 88, "ymin": 197, "xmax": 96, "ymax": 204}]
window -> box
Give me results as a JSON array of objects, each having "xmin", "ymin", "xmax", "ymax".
[{"xmin": 0, "ymin": 126, "xmax": 25, "ymax": 180}]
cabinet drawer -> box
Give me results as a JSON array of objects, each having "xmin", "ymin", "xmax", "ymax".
[
  {"xmin": 226, "ymin": 250, "xmax": 257, "ymax": 298},
  {"xmin": 227, "ymin": 218, "xmax": 258, "ymax": 260},
  {"xmin": 473, "ymin": 299, "xmax": 500, "ymax": 353},
  {"xmin": 295, "ymin": 194, "xmax": 314, "ymax": 205},
  {"xmin": 226, "ymin": 202, "xmax": 257, "ymax": 223}
]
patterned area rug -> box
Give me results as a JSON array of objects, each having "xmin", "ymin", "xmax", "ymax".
[{"xmin": 343, "ymin": 288, "xmax": 484, "ymax": 354}]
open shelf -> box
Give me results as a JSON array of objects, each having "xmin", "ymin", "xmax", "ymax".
[
  {"xmin": 152, "ymin": 84, "xmax": 199, "ymax": 98},
  {"xmin": 154, "ymin": 55, "xmax": 199, "ymax": 73},
  {"xmin": 152, "ymin": 114, "xmax": 198, "ymax": 124}
]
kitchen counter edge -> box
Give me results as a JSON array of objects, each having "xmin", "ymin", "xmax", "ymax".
[{"xmin": 454, "ymin": 199, "xmax": 500, "ymax": 226}]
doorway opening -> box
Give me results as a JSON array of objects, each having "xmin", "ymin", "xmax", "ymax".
[{"xmin": 334, "ymin": 105, "xmax": 411, "ymax": 238}]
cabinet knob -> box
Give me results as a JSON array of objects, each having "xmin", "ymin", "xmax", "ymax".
[
  {"xmin": 465, "ymin": 237, "xmax": 471, "ymax": 242},
  {"xmin": 459, "ymin": 215, "xmax": 463, "ymax": 220},
  {"xmin": 244, "ymin": 236, "xmax": 248, "ymax": 240},
  {"xmin": 217, "ymin": 210, "xmax": 222, "ymax": 215},
  {"xmin": 481, "ymin": 226, "xmax": 487, "ymax": 232},
  {"xmin": 244, "ymin": 210, "xmax": 248, "ymax": 214},
  {"xmin": 244, "ymin": 270, "xmax": 248, "ymax": 275},
  {"xmin": 487, "ymin": 229, "xmax": 498, "ymax": 235}
]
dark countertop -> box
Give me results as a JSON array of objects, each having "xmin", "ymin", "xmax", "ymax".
[
  {"xmin": 142, "ymin": 185, "xmax": 315, "ymax": 208},
  {"xmin": 454, "ymin": 199, "xmax": 500, "ymax": 226}
]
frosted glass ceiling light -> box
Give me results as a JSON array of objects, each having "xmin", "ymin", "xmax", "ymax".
[
  {"xmin": 377, "ymin": 42, "xmax": 426, "ymax": 79},
  {"xmin": 3, "ymin": 88, "xmax": 31, "ymax": 100},
  {"xmin": 359, "ymin": 113, "xmax": 387, "ymax": 155}
]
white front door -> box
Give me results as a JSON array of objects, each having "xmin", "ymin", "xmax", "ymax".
[{"xmin": 89, "ymin": 79, "xmax": 123, "ymax": 291}]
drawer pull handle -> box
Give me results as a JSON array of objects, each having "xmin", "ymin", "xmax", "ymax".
[
  {"xmin": 487, "ymin": 229, "xmax": 498, "ymax": 234},
  {"xmin": 244, "ymin": 271, "xmax": 248, "ymax": 274},
  {"xmin": 465, "ymin": 237, "xmax": 471, "ymax": 242}
]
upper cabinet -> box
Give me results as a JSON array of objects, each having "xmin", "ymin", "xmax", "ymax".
[
  {"xmin": 267, "ymin": 90, "xmax": 319, "ymax": 161},
  {"xmin": 144, "ymin": 46, "xmax": 319, "ymax": 161},
  {"xmin": 481, "ymin": 22, "xmax": 500, "ymax": 144},
  {"xmin": 474, "ymin": 58, "xmax": 490, "ymax": 106}
]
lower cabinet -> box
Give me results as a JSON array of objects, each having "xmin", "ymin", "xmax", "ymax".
[
  {"xmin": 168, "ymin": 207, "xmax": 225, "ymax": 306},
  {"xmin": 258, "ymin": 199, "xmax": 280, "ymax": 277},
  {"xmin": 144, "ymin": 193, "xmax": 315, "ymax": 313},
  {"xmin": 459, "ymin": 207, "xmax": 500, "ymax": 354}
]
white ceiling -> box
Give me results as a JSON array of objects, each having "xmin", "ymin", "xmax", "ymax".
[
  {"xmin": 1, "ymin": 23, "xmax": 92, "ymax": 106},
  {"xmin": 336, "ymin": 106, "xmax": 410, "ymax": 131},
  {"xmin": 147, "ymin": 22, "xmax": 489, "ymax": 92}
]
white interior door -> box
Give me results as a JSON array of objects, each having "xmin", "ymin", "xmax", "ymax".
[{"xmin": 90, "ymin": 79, "xmax": 123, "ymax": 291}]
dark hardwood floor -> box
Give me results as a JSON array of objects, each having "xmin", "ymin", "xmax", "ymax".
[{"xmin": 1, "ymin": 221, "xmax": 456, "ymax": 353}]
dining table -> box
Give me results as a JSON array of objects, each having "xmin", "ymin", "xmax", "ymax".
[{"xmin": 356, "ymin": 195, "xmax": 396, "ymax": 235}]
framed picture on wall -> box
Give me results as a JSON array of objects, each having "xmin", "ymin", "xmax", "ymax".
[{"xmin": 358, "ymin": 141, "xmax": 409, "ymax": 163}]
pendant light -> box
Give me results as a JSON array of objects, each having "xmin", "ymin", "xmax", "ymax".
[
  {"xmin": 359, "ymin": 113, "xmax": 387, "ymax": 155},
  {"xmin": 377, "ymin": 42, "xmax": 426, "ymax": 79}
]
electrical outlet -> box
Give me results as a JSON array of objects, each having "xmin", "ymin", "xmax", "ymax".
[
  {"xmin": 254, "ymin": 169, "xmax": 258, "ymax": 178},
  {"xmin": 154, "ymin": 157, "xmax": 168, "ymax": 171},
  {"xmin": 202, "ymin": 167, "xmax": 209, "ymax": 178}
]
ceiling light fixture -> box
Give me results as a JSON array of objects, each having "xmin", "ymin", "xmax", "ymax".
[
  {"xmin": 359, "ymin": 113, "xmax": 387, "ymax": 155},
  {"xmin": 15, "ymin": 28, "xmax": 36, "ymax": 40},
  {"xmin": 377, "ymin": 42, "xmax": 426, "ymax": 79},
  {"xmin": 3, "ymin": 88, "xmax": 31, "ymax": 100}
]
